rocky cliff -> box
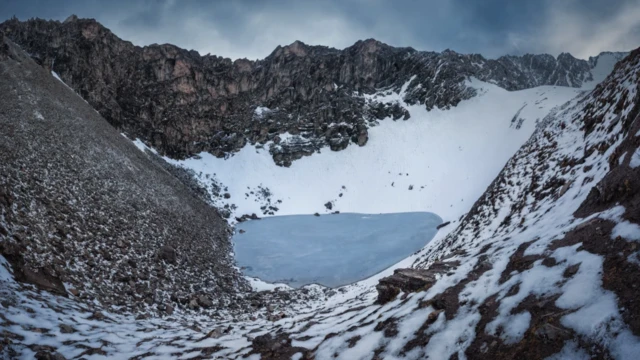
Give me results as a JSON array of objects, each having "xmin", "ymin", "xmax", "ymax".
[{"xmin": 0, "ymin": 16, "xmax": 624, "ymax": 166}]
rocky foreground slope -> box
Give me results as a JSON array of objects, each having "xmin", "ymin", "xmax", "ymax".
[
  {"xmin": 0, "ymin": 16, "xmax": 627, "ymax": 166},
  {"xmin": 0, "ymin": 32, "xmax": 249, "ymax": 315}
]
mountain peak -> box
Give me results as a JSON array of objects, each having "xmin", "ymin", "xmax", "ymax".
[
  {"xmin": 63, "ymin": 14, "xmax": 78, "ymax": 23},
  {"xmin": 283, "ymin": 40, "xmax": 309, "ymax": 56}
]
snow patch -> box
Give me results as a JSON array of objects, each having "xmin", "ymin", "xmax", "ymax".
[
  {"xmin": 33, "ymin": 110, "xmax": 44, "ymax": 121},
  {"xmin": 254, "ymin": 106, "xmax": 271, "ymax": 118},
  {"xmin": 629, "ymin": 148, "xmax": 640, "ymax": 168},
  {"xmin": 612, "ymin": 221, "xmax": 640, "ymax": 241},
  {"xmin": 245, "ymin": 277, "xmax": 292, "ymax": 292}
]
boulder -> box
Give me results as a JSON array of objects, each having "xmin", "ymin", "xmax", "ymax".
[
  {"xmin": 165, "ymin": 304, "xmax": 174, "ymax": 315},
  {"xmin": 59, "ymin": 324, "xmax": 76, "ymax": 334},
  {"xmin": 197, "ymin": 294, "xmax": 213, "ymax": 308},
  {"xmin": 34, "ymin": 350, "xmax": 66, "ymax": 360},
  {"xmin": 376, "ymin": 262, "xmax": 459, "ymax": 304},
  {"xmin": 157, "ymin": 245, "xmax": 177, "ymax": 264},
  {"xmin": 251, "ymin": 333, "xmax": 309, "ymax": 360}
]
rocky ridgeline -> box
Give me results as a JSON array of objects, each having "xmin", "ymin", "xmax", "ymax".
[{"xmin": 0, "ymin": 15, "xmax": 620, "ymax": 166}]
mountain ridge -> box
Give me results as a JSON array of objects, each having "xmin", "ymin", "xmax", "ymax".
[{"xmin": 0, "ymin": 15, "xmax": 628, "ymax": 166}]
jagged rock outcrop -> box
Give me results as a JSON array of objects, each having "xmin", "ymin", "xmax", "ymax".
[
  {"xmin": 0, "ymin": 16, "xmax": 622, "ymax": 166},
  {"xmin": 376, "ymin": 262, "xmax": 459, "ymax": 304}
]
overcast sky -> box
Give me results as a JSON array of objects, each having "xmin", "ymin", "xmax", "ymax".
[{"xmin": 1, "ymin": 0, "xmax": 639, "ymax": 60}]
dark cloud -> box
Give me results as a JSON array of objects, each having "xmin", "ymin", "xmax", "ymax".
[{"xmin": 1, "ymin": 0, "xmax": 638, "ymax": 59}]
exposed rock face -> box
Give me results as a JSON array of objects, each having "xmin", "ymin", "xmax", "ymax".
[
  {"xmin": 376, "ymin": 262, "xmax": 459, "ymax": 304},
  {"xmin": 250, "ymin": 333, "xmax": 310, "ymax": 360},
  {"xmin": 0, "ymin": 36, "xmax": 248, "ymax": 314},
  {"xmin": 0, "ymin": 16, "xmax": 623, "ymax": 166}
]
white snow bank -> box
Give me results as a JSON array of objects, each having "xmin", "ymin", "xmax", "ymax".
[
  {"xmin": 245, "ymin": 276, "xmax": 292, "ymax": 292},
  {"xmin": 137, "ymin": 79, "xmax": 582, "ymax": 225}
]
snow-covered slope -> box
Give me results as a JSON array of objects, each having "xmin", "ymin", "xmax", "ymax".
[
  {"xmin": 134, "ymin": 79, "xmax": 584, "ymax": 225},
  {"xmin": 114, "ymin": 50, "xmax": 640, "ymax": 359},
  {"xmin": 4, "ymin": 50, "xmax": 638, "ymax": 358},
  {"xmin": 277, "ymin": 48, "xmax": 640, "ymax": 359},
  {"xmin": 584, "ymin": 52, "xmax": 630, "ymax": 89}
]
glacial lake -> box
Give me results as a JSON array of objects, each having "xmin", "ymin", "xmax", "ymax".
[{"xmin": 233, "ymin": 212, "xmax": 442, "ymax": 288}]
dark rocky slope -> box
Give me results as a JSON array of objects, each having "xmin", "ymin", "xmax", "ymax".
[
  {"xmin": 0, "ymin": 34, "xmax": 249, "ymax": 315},
  {"xmin": 0, "ymin": 16, "xmax": 624, "ymax": 166}
]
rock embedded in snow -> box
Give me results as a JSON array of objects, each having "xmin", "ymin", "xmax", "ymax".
[
  {"xmin": 250, "ymin": 332, "xmax": 309, "ymax": 360},
  {"xmin": 34, "ymin": 349, "xmax": 67, "ymax": 360},
  {"xmin": 59, "ymin": 324, "xmax": 75, "ymax": 334},
  {"xmin": 236, "ymin": 213, "xmax": 260, "ymax": 222},
  {"xmin": 376, "ymin": 262, "xmax": 458, "ymax": 304},
  {"xmin": 197, "ymin": 294, "xmax": 213, "ymax": 308}
]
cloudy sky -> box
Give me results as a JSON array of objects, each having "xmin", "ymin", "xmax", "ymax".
[{"xmin": 1, "ymin": 0, "xmax": 639, "ymax": 60}]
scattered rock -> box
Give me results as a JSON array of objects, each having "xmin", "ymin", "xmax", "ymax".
[
  {"xmin": 534, "ymin": 323, "xmax": 571, "ymax": 341},
  {"xmin": 324, "ymin": 201, "xmax": 333, "ymax": 210},
  {"xmin": 59, "ymin": 324, "xmax": 75, "ymax": 334},
  {"xmin": 165, "ymin": 304, "xmax": 174, "ymax": 315},
  {"xmin": 89, "ymin": 311, "xmax": 106, "ymax": 321},
  {"xmin": 197, "ymin": 295, "xmax": 213, "ymax": 308},
  {"xmin": 34, "ymin": 350, "xmax": 66, "ymax": 360},
  {"xmin": 251, "ymin": 333, "xmax": 309, "ymax": 359},
  {"xmin": 157, "ymin": 245, "xmax": 177, "ymax": 264},
  {"xmin": 199, "ymin": 327, "xmax": 224, "ymax": 340},
  {"xmin": 436, "ymin": 221, "xmax": 451, "ymax": 230},
  {"xmin": 236, "ymin": 213, "xmax": 261, "ymax": 222}
]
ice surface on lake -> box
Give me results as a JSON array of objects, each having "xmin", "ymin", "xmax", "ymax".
[{"xmin": 233, "ymin": 212, "xmax": 442, "ymax": 288}]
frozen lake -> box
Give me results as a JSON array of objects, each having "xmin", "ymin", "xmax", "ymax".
[{"xmin": 233, "ymin": 212, "xmax": 442, "ymax": 288}]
